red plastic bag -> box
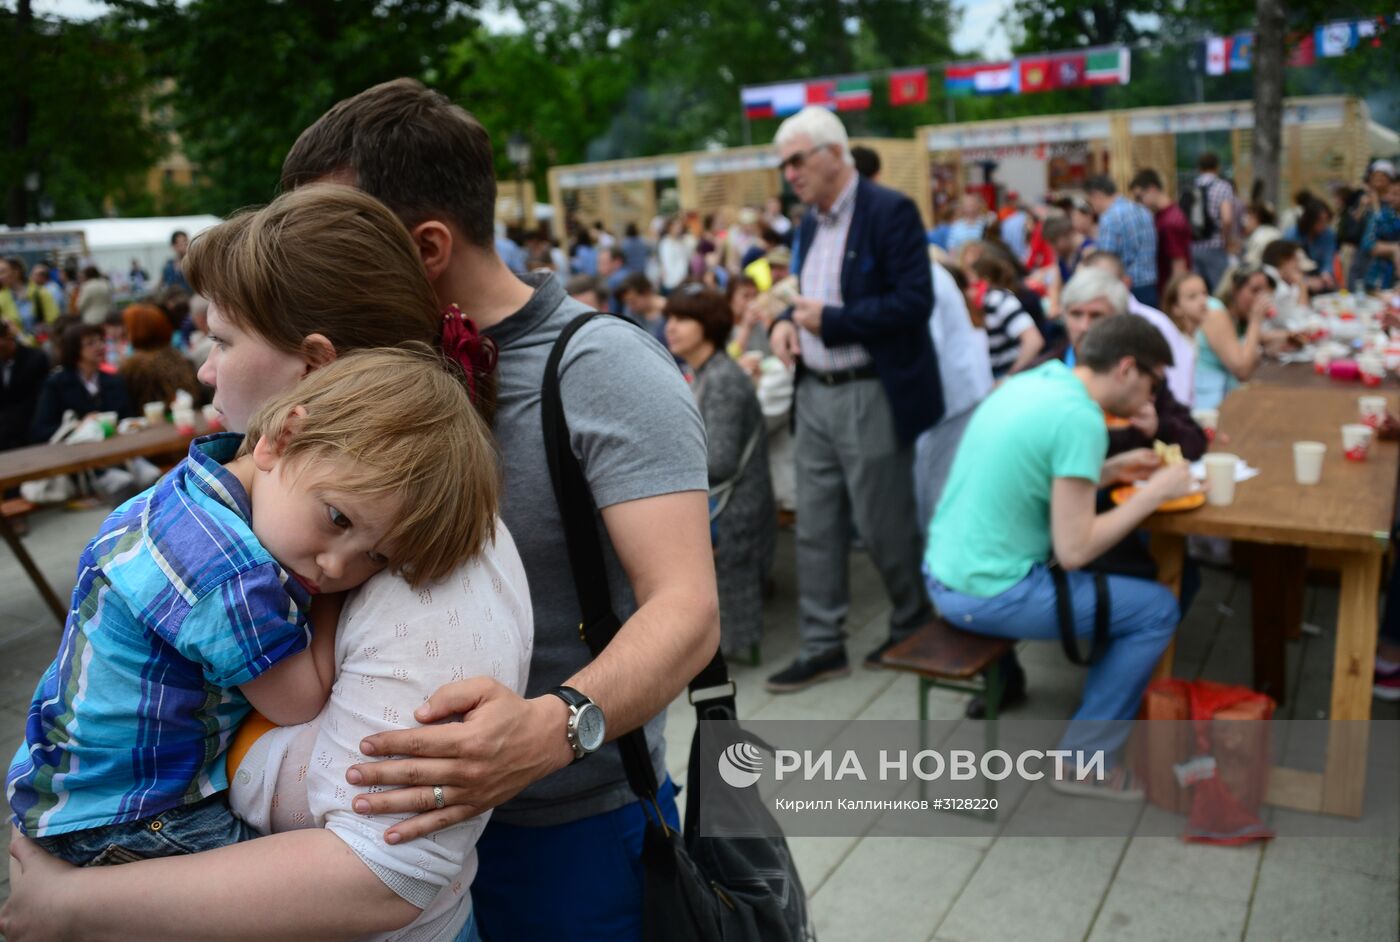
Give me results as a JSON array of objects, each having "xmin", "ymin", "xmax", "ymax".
[{"xmin": 1137, "ymin": 679, "xmax": 1275, "ymax": 845}]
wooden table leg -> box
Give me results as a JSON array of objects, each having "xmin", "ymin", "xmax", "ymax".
[
  {"xmin": 1321, "ymin": 550, "xmax": 1381, "ymax": 817},
  {"xmin": 0, "ymin": 511, "xmax": 67, "ymax": 625},
  {"xmin": 1149, "ymin": 532, "xmax": 1186, "ymax": 681},
  {"xmin": 1249, "ymin": 544, "xmax": 1306, "ymax": 705}
]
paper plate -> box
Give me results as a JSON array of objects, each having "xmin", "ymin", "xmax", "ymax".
[{"xmin": 1110, "ymin": 485, "xmax": 1206, "ymax": 513}]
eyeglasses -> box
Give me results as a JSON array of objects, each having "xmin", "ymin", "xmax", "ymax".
[
  {"xmin": 778, "ymin": 145, "xmax": 828, "ymax": 173},
  {"xmin": 1133, "ymin": 359, "xmax": 1165, "ymax": 397}
]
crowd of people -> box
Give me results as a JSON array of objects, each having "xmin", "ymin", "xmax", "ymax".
[
  {"xmin": 1, "ymin": 231, "xmax": 210, "ymax": 457},
  {"xmin": 491, "ymin": 116, "xmax": 1400, "ymax": 768},
  {"xmin": 2, "ymin": 79, "xmax": 1400, "ymax": 942}
]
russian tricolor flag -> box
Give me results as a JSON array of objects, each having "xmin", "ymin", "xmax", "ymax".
[{"xmin": 945, "ymin": 62, "xmax": 1016, "ymax": 97}]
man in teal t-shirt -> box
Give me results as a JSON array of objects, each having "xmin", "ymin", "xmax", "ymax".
[
  {"xmin": 927, "ymin": 359, "xmax": 1108, "ymax": 597},
  {"xmin": 925, "ymin": 315, "xmax": 1193, "ymax": 799}
]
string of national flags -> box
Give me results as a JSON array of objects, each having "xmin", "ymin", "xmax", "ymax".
[
  {"xmin": 741, "ymin": 13, "xmax": 1396, "ymax": 121},
  {"xmin": 1202, "ymin": 15, "xmax": 1393, "ymax": 75},
  {"xmin": 740, "ymin": 46, "xmax": 1132, "ymax": 119}
]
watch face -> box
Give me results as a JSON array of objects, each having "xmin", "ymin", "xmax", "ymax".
[{"xmin": 575, "ymin": 704, "xmax": 606, "ymax": 752}]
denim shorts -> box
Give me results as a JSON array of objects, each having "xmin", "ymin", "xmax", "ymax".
[{"xmin": 33, "ymin": 792, "xmax": 255, "ymax": 867}]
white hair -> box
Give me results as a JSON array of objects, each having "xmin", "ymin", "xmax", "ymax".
[
  {"xmin": 774, "ymin": 106, "xmax": 854, "ymax": 167},
  {"xmin": 1061, "ymin": 267, "xmax": 1129, "ymax": 317}
]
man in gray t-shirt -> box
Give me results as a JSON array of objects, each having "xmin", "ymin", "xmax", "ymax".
[
  {"xmin": 281, "ymin": 80, "xmax": 718, "ymax": 938},
  {"xmin": 483, "ymin": 272, "xmax": 707, "ymax": 825}
]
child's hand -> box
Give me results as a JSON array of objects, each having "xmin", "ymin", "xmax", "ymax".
[{"xmin": 0, "ymin": 830, "xmax": 79, "ymax": 942}]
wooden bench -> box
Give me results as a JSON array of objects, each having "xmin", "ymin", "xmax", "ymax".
[
  {"xmin": 878, "ymin": 618, "xmax": 1016, "ymax": 817},
  {"xmin": 2, "ymin": 498, "xmax": 37, "ymax": 520}
]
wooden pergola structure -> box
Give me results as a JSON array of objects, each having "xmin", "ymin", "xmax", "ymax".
[
  {"xmin": 918, "ymin": 95, "xmax": 1390, "ymax": 207},
  {"xmin": 546, "ymin": 137, "xmax": 931, "ymax": 237}
]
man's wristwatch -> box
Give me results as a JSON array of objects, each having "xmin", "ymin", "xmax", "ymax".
[{"xmin": 547, "ymin": 686, "xmax": 606, "ymax": 762}]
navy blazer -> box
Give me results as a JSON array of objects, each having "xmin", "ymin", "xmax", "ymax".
[
  {"xmin": 790, "ymin": 175, "xmax": 942, "ymax": 444},
  {"xmin": 31, "ymin": 368, "xmax": 133, "ymax": 443}
]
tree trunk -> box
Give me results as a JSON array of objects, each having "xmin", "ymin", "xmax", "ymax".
[
  {"xmin": 6, "ymin": 0, "xmax": 33, "ymax": 229},
  {"xmin": 1253, "ymin": 0, "xmax": 1286, "ymax": 208}
]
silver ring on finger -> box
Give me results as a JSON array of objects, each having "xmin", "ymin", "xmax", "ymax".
[{"xmin": 433, "ymin": 785, "xmax": 446, "ymax": 809}]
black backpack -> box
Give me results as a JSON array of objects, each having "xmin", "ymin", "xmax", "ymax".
[{"xmin": 1181, "ymin": 184, "xmax": 1217, "ymax": 242}]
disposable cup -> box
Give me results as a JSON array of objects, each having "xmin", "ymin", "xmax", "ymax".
[
  {"xmin": 202, "ymin": 404, "xmax": 224, "ymax": 432},
  {"xmin": 172, "ymin": 408, "xmax": 197, "ymax": 435},
  {"xmin": 143, "ymin": 401, "xmax": 166, "ymax": 424},
  {"xmin": 1313, "ymin": 348, "xmax": 1333, "ymax": 374},
  {"xmin": 1342, "ymin": 424, "xmax": 1374, "ymax": 462},
  {"xmin": 1359, "ymin": 395, "xmax": 1388, "ymax": 428},
  {"xmin": 1358, "ymin": 352, "xmax": 1385, "ymax": 387},
  {"xmin": 1203, "ymin": 453, "xmax": 1239, "ymax": 506},
  {"xmin": 1293, "ymin": 441, "xmax": 1326, "ymax": 485},
  {"xmin": 1191, "ymin": 408, "xmax": 1219, "ymax": 442}
]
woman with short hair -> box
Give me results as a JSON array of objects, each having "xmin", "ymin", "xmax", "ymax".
[{"xmin": 664, "ymin": 283, "xmax": 775, "ymax": 658}]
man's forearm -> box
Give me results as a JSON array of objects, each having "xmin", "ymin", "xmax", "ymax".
[
  {"xmin": 567, "ymin": 585, "xmax": 720, "ymax": 738},
  {"xmin": 1065, "ymin": 498, "xmax": 1159, "ymax": 570},
  {"xmin": 62, "ymin": 830, "xmax": 418, "ymax": 942}
]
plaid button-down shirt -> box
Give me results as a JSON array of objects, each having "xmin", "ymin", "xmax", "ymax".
[
  {"xmin": 798, "ymin": 173, "xmax": 873, "ymax": 371},
  {"xmin": 7, "ymin": 434, "xmax": 311, "ymax": 837},
  {"xmin": 1192, "ymin": 173, "xmax": 1236, "ymax": 251},
  {"xmin": 1095, "ymin": 196, "xmax": 1159, "ymax": 288}
]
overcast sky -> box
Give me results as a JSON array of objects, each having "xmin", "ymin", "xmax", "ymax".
[{"xmin": 33, "ymin": 0, "xmax": 1012, "ymax": 59}]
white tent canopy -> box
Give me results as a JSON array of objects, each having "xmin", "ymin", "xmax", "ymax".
[{"xmin": 37, "ymin": 214, "xmax": 223, "ymax": 289}]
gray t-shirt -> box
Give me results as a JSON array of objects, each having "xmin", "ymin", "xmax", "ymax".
[{"xmin": 485, "ymin": 273, "xmax": 708, "ymax": 826}]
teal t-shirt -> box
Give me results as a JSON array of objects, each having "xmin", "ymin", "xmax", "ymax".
[{"xmin": 926, "ymin": 360, "xmax": 1107, "ymax": 597}]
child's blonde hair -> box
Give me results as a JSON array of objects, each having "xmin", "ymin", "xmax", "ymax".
[{"xmin": 241, "ymin": 344, "xmax": 498, "ymax": 587}]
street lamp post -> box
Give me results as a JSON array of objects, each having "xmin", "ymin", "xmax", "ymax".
[{"xmin": 507, "ymin": 133, "xmax": 531, "ymax": 230}]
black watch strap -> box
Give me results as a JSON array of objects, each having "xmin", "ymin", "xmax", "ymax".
[{"xmin": 548, "ymin": 685, "xmax": 590, "ymax": 709}]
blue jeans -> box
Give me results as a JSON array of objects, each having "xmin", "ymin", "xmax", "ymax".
[
  {"xmin": 473, "ymin": 777, "xmax": 680, "ymax": 942},
  {"xmin": 929, "ymin": 565, "xmax": 1179, "ymax": 758},
  {"xmin": 452, "ymin": 909, "xmax": 481, "ymax": 942},
  {"xmin": 33, "ymin": 793, "xmax": 254, "ymax": 866}
]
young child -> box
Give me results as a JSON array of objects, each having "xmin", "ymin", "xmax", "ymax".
[
  {"xmin": 6, "ymin": 344, "xmax": 497, "ymax": 866},
  {"xmin": 1162, "ymin": 271, "xmax": 1210, "ymax": 339}
]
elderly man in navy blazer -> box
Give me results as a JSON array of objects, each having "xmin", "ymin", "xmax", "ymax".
[{"xmin": 766, "ymin": 106, "xmax": 943, "ymax": 692}]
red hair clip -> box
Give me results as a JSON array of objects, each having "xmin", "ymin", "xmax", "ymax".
[{"xmin": 441, "ymin": 304, "xmax": 498, "ymax": 404}]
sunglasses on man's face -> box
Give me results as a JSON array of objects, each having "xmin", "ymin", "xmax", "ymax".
[{"xmin": 778, "ymin": 145, "xmax": 828, "ymax": 173}]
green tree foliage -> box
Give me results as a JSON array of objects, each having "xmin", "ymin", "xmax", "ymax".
[
  {"xmin": 497, "ymin": 0, "xmax": 956, "ymax": 157},
  {"xmin": 0, "ymin": 9, "xmax": 162, "ymax": 223},
  {"xmin": 108, "ymin": 0, "xmax": 477, "ymax": 214}
]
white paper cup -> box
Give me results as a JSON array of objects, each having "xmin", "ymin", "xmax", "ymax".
[
  {"xmin": 1293, "ymin": 441, "xmax": 1326, "ymax": 485},
  {"xmin": 1358, "ymin": 352, "xmax": 1385, "ymax": 385},
  {"xmin": 172, "ymin": 408, "xmax": 197, "ymax": 434},
  {"xmin": 1359, "ymin": 395, "xmax": 1388, "ymax": 428},
  {"xmin": 1203, "ymin": 453, "xmax": 1239, "ymax": 506},
  {"xmin": 1342, "ymin": 424, "xmax": 1374, "ymax": 461},
  {"xmin": 143, "ymin": 401, "xmax": 166, "ymax": 424},
  {"xmin": 1190, "ymin": 408, "xmax": 1219, "ymax": 441}
]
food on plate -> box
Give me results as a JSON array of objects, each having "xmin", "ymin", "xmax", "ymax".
[{"xmin": 1153, "ymin": 440, "xmax": 1185, "ymax": 466}]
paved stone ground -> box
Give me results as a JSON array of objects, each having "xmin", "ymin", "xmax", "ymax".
[{"xmin": 2, "ymin": 504, "xmax": 1397, "ymax": 939}]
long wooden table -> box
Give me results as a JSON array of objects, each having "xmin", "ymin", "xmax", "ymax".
[
  {"xmin": 1255, "ymin": 358, "xmax": 1400, "ymax": 391},
  {"xmin": 0, "ymin": 422, "xmax": 207, "ymax": 624},
  {"xmin": 1142, "ymin": 384, "xmax": 1394, "ymax": 818}
]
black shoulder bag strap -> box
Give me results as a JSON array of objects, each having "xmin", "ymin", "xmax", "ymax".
[
  {"xmin": 541, "ymin": 311, "xmax": 734, "ymax": 808},
  {"xmin": 1049, "ymin": 563, "xmax": 1111, "ymax": 667}
]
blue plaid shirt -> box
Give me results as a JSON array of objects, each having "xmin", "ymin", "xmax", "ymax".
[
  {"xmin": 1096, "ymin": 196, "xmax": 1159, "ymax": 288},
  {"xmin": 6, "ymin": 434, "xmax": 310, "ymax": 837}
]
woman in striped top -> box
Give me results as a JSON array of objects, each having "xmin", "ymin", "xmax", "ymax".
[{"xmin": 973, "ymin": 254, "xmax": 1044, "ymax": 377}]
